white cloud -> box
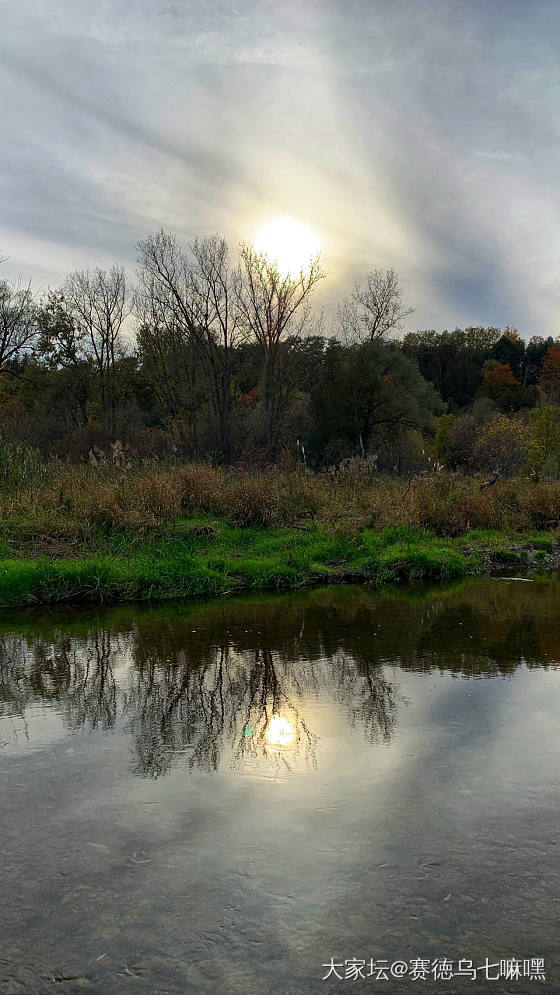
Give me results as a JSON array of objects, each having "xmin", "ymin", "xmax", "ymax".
[{"xmin": 2, "ymin": 0, "xmax": 560, "ymax": 334}]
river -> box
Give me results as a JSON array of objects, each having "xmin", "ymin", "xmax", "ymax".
[{"xmin": 1, "ymin": 578, "xmax": 559, "ymax": 993}]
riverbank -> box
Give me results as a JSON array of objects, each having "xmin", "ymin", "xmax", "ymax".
[
  {"xmin": 0, "ymin": 518, "xmax": 557, "ymax": 607},
  {"xmin": 1, "ymin": 463, "xmax": 560, "ymax": 606}
]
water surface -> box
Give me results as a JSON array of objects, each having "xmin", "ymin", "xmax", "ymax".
[{"xmin": 1, "ymin": 578, "xmax": 559, "ymax": 993}]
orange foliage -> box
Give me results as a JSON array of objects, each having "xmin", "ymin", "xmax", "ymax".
[
  {"xmin": 483, "ymin": 362, "xmax": 519, "ymax": 390},
  {"xmin": 541, "ymin": 344, "xmax": 560, "ymax": 384},
  {"xmin": 240, "ymin": 385, "xmax": 260, "ymax": 408}
]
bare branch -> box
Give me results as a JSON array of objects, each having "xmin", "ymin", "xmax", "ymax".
[
  {"xmin": 233, "ymin": 244, "xmax": 324, "ymax": 457},
  {"xmin": 136, "ymin": 230, "xmax": 240, "ymax": 462},
  {"xmin": 0, "ymin": 276, "xmax": 37, "ymax": 371},
  {"xmin": 339, "ymin": 267, "xmax": 414, "ymax": 342}
]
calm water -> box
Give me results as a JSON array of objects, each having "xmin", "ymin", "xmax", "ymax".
[{"xmin": 0, "ymin": 578, "xmax": 559, "ymax": 994}]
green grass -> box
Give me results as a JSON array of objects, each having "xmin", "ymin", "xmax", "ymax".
[{"xmin": 0, "ymin": 517, "xmax": 555, "ymax": 608}]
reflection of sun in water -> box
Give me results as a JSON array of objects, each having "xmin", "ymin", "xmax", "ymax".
[
  {"xmin": 265, "ymin": 713, "xmax": 295, "ymax": 750},
  {"xmin": 254, "ymin": 217, "xmax": 321, "ymax": 277}
]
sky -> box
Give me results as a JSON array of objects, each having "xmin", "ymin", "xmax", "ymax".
[{"xmin": 2, "ymin": 0, "xmax": 560, "ymax": 336}]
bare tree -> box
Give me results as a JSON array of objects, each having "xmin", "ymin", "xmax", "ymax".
[
  {"xmin": 136, "ymin": 320, "xmax": 204, "ymax": 454},
  {"xmin": 0, "ymin": 275, "xmax": 37, "ymax": 373},
  {"xmin": 62, "ymin": 265, "xmax": 128, "ymax": 433},
  {"xmin": 136, "ymin": 231, "xmax": 239, "ymax": 463},
  {"xmin": 234, "ymin": 245, "xmax": 324, "ymax": 459},
  {"xmin": 340, "ymin": 267, "xmax": 413, "ymax": 342}
]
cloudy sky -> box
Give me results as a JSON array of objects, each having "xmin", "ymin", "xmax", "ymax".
[{"xmin": 2, "ymin": 0, "xmax": 560, "ymax": 335}]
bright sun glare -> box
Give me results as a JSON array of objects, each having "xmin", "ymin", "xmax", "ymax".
[
  {"xmin": 254, "ymin": 217, "xmax": 321, "ymax": 276},
  {"xmin": 265, "ymin": 714, "xmax": 295, "ymax": 750}
]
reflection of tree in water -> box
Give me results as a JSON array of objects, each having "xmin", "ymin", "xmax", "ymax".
[
  {"xmin": 0, "ymin": 621, "xmax": 396, "ymax": 778},
  {"xmin": 60, "ymin": 632, "xmax": 119, "ymax": 732},
  {"xmin": 228, "ymin": 648, "xmax": 319, "ymax": 776},
  {"xmin": 2, "ymin": 575, "xmax": 557, "ymax": 776},
  {"xmin": 334, "ymin": 650, "xmax": 398, "ymax": 744},
  {"xmin": 0, "ymin": 631, "xmax": 121, "ymax": 736},
  {"xmin": 124, "ymin": 645, "xmax": 341, "ymax": 778}
]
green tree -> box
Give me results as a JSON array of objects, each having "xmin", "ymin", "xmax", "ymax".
[
  {"xmin": 529, "ymin": 406, "xmax": 560, "ymax": 475},
  {"xmin": 402, "ymin": 327, "xmax": 502, "ymax": 408},
  {"xmin": 36, "ymin": 291, "xmax": 92, "ymax": 429},
  {"xmin": 434, "ymin": 413, "xmax": 454, "ymax": 459},
  {"xmin": 310, "ymin": 339, "xmax": 443, "ymax": 466},
  {"xmin": 136, "ymin": 322, "xmax": 207, "ymax": 456}
]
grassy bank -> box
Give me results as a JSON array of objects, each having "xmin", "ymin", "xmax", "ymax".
[
  {"xmin": 0, "ymin": 517, "xmax": 556, "ymax": 607},
  {"xmin": 0, "ymin": 462, "xmax": 559, "ymax": 606}
]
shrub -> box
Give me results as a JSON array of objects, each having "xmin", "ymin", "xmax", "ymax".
[
  {"xmin": 175, "ymin": 465, "xmax": 224, "ymax": 512},
  {"xmin": 474, "ymin": 415, "xmax": 531, "ymax": 476},
  {"xmin": 222, "ymin": 473, "xmax": 282, "ymax": 526}
]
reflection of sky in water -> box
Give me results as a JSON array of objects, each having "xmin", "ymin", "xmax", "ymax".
[
  {"xmin": 265, "ymin": 714, "xmax": 295, "ymax": 750},
  {"xmin": 0, "ymin": 579, "xmax": 559, "ymax": 993}
]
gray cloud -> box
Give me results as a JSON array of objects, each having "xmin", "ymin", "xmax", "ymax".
[{"xmin": 2, "ymin": 0, "xmax": 560, "ymax": 334}]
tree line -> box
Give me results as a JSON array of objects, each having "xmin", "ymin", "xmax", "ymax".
[{"xmin": 1, "ymin": 231, "xmax": 560, "ymax": 476}]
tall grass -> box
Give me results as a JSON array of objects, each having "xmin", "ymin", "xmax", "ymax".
[
  {"xmin": 1, "ymin": 454, "xmax": 559, "ymax": 605},
  {"xmin": 0, "ymin": 438, "xmax": 53, "ymax": 494},
  {"xmin": 1, "ymin": 456, "xmax": 560, "ymax": 555}
]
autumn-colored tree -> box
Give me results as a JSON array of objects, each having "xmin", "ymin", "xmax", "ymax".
[
  {"xmin": 490, "ymin": 329, "xmax": 524, "ymax": 379},
  {"xmin": 539, "ymin": 344, "xmax": 560, "ymax": 404},
  {"xmin": 240, "ymin": 384, "xmax": 260, "ymax": 409},
  {"xmin": 481, "ymin": 359, "xmax": 537, "ymax": 411},
  {"xmin": 483, "ymin": 361, "xmax": 519, "ymax": 391},
  {"xmin": 503, "ymin": 325, "xmax": 523, "ymax": 346},
  {"xmin": 525, "ymin": 335, "xmax": 555, "ymax": 385}
]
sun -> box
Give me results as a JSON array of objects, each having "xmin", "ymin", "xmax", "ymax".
[{"xmin": 253, "ymin": 216, "xmax": 321, "ymax": 276}]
